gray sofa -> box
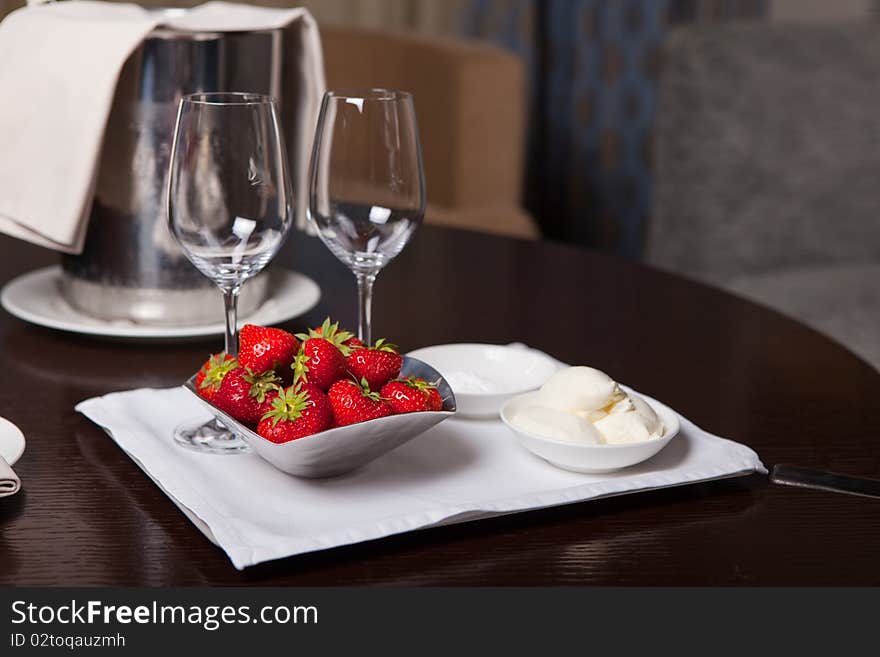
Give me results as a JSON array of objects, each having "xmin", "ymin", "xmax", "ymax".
[{"xmin": 646, "ymin": 22, "xmax": 880, "ymax": 369}]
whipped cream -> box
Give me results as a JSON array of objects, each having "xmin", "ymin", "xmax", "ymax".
[
  {"xmin": 511, "ymin": 366, "xmax": 663, "ymax": 445},
  {"xmin": 512, "ymin": 406, "xmax": 601, "ymax": 444},
  {"xmin": 534, "ymin": 366, "xmax": 619, "ymax": 413}
]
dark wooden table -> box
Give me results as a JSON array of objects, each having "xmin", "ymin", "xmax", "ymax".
[{"xmin": 0, "ymin": 227, "xmax": 878, "ymax": 585}]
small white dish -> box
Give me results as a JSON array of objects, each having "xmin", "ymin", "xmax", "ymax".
[
  {"xmin": 0, "ymin": 416, "xmax": 26, "ymax": 467},
  {"xmin": 184, "ymin": 356, "xmax": 457, "ymax": 478},
  {"xmin": 500, "ymin": 390, "xmax": 680, "ymax": 473},
  {"xmin": 0, "ymin": 266, "xmax": 320, "ymax": 341},
  {"xmin": 406, "ymin": 343, "xmax": 560, "ymax": 418}
]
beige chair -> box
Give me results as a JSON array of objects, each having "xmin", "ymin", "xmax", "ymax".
[{"xmin": 322, "ymin": 27, "xmax": 538, "ymax": 239}]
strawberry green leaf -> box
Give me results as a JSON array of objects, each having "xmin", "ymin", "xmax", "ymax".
[
  {"xmin": 290, "ymin": 351, "xmax": 311, "ymax": 385},
  {"xmin": 372, "ymin": 338, "xmax": 399, "ymax": 353},
  {"xmin": 260, "ymin": 386, "xmax": 311, "ymax": 426},
  {"xmin": 200, "ymin": 353, "xmax": 238, "ymax": 390}
]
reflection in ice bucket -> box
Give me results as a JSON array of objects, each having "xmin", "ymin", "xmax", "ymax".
[{"xmin": 59, "ymin": 13, "xmax": 311, "ymax": 327}]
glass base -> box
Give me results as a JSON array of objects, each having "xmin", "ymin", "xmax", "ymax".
[{"xmin": 173, "ymin": 418, "xmax": 249, "ymax": 454}]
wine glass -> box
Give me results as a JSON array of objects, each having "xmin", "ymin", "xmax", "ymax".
[
  {"xmin": 166, "ymin": 92, "xmax": 294, "ymax": 453},
  {"xmin": 309, "ymin": 89, "xmax": 426, "ymax": 344}
]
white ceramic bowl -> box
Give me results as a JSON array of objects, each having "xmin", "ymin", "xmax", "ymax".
[
  {"xmin": 500, "ymin": 390, "xmax": 680, "ymax": 473},
  {"xmin": 184, "ymin": 356, "xmax": 456, "ymax": 478},
  {"xmin": 406, "ymin": 344, "xmax": 560, "ymax": 418}
]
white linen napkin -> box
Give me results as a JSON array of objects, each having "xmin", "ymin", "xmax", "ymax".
[
  {"xmin": 0, "ymin": 456, "xmax": 21, "ymax": 498},
  {"xmin": 0, "ymin": 1, "xmax": 325, "ymax": 253},
  {"xmin": 76, "ymin": 375, "xmax": 766, "ymax": 570}
]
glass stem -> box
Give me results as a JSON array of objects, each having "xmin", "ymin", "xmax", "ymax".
[
  {"xmin": 356, "ymin": 272, "xmax": 376, "ymax": 345},
  {"xmin": 222, "ymin": 286, "xmax": 241, "ymax": 357}
]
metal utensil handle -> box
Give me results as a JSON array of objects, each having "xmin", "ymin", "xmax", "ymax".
[{"xmin": 770, "ymin": 464, "xmax": 880, "ymax": 499}]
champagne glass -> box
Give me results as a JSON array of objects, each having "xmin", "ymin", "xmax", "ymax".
[
  {"xmin": 309, "ymin": 89, "xmax": 426, "ymax": 344},
  {"xmin": 167, "ymin": 92, "xmax": 294, "ymax": 453}
]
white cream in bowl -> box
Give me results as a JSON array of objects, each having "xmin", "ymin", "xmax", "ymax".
[
  {"xmin": 501, "ymin": 366, "xmax": 678, "ymax": 473},
  {"xmin": 510, "ymin": 366, "xmax": 664, "ymax": 445}
]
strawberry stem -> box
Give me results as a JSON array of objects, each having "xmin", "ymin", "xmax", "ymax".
[
  {"xmin": 356, "ymin": 377, "xmax": 384, "ymax": 402},
  {"xmin": 291, "ymin": 351, "xmax": 311, "ymax": 385},
  {"xmin": 296, "ymin": 317, "xmax": 357, "ymax": 356},
  {"xmin": 261, "ymin": 386, "xmax": 312, "ymax": 426},
  {"xmin": 244, "ymin": 368, "xmax": 282, "ymax": 402},
  {"xmin": 199, "ymin": 353, "xmax": 238, "ymax": 390}
]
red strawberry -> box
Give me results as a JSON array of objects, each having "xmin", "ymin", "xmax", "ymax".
[
  {"xmin": 327, "ymin": 378, "xmax": 393, "ymax": 427},
  {"xmin": 212, "ymin": 366, "xmax": 282, "ymax": 426},
  {"xmin": 346, "ymin": 338, "xmax": 402, "ymax": 391},
  {"xmin": 297, "ymin": 317, "xmax": 362, "ymax": 353},
  {"xmin": 195, "ymin": 352, "xmax": 237, "ymax": 402},
  {"xmin": 381, "ymin": 377, "xmax": 443, "ymax": 414},
  {"xmin": 238, "ymin": 324, "xmax": 300, "ymax": 374},
  {"xmin": 291, "ymin": 339, "xmax": 346, "ymax": 391},
  {"xmin": 256, "ymin": 383, "xmax": 333, "ymax": 443}
]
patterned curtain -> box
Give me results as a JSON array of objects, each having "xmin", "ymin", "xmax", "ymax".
[{"xmin": 461, "ymin": 0, "xmax": 767, "ymax": 258}]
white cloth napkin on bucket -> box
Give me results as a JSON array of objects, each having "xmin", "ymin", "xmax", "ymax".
[
  {"xmin": 0, "ymin": 1, "xmax": 325, "ymax": 253},
  {"xmin": 0, "ymin": 456, "xmax": 21, "ymax": 498},
  {"xmin": 76, "ymin": 369, "xmax": 766, "ymax": 570}
]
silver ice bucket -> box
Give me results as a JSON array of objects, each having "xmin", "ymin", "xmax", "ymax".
[{"xmin": 60, "ymin": 11, "xmax": 303, "ymax": 326}]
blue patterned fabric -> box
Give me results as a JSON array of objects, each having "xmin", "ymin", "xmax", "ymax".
[{"xmin": 461, "ymin": 0, "xmax": 766, "ymax": 258}]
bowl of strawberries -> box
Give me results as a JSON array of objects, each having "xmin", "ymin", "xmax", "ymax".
[{"xmin": 184, "ymin": 318, "xmax": 456, "ymax": 478}]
